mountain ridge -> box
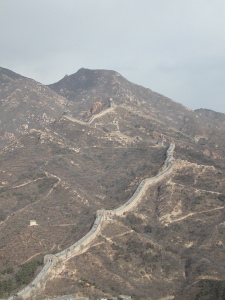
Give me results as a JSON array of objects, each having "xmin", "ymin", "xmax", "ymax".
[{"xmin": 1, "ymin": 66, "xmax": 225, "ymax": 300}]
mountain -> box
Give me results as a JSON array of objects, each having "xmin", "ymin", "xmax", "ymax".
[
  {"xmin": 0, "ymin": 67, "xmax": 68, "ymax": 141},
  {"xmin": 195, "ymin": 108, "xmax": 225, "ymax": 129},
  {"xmin": 49, "ymin": 68, "xmax": 194, "ymax": 128},
  {"xmin": 49, "ymin": 68, "xmax": 225, "ymax": 151},
  {"xmin": 0, "ymin": 67, "xmax": 225, "ymax": 300}
]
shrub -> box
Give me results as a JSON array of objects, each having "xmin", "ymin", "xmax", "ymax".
[
  {"xmin": 15, "ymin": 260, "xmax": 41, "ymax": 285},
  {"xmin": 0, "ymin": 279, "xmax": 13, "ymax": 297},
  {"xmin": 0, "ymin": 267, "xmax": 13, "ymax": 275},
  {"xmin": 144, "ymin": 225, "xmax": 152, "ymax": 233},
  {"xmin": 194, "ymin": 280, "xmax": 225, "ymax": 300},
  {"xmin": 0, "ymin": 210, "xmax": 5, "ymax": 221},
  {"xmin": 37, "ymin": 177, "xmax": 58, "ymax": 193},
  {"xmin": 218, "ymin": 194, "xmax": 225, "ymax": 202},
  {"xmin": 71, "ymin": 225, "xmax": 77, "ymax": 233}
]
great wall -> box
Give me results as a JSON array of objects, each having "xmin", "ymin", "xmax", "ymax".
[
  {"xmin": 64, "ymin": 98, "xmax": 115, "ymax": 126},
  {"xmin": 7, "ymin": 104, "xmax": 175, "ymax": 300},
  {"xmin": 8, "ymin": 142, "xmax": 175, "ymax": 300}
]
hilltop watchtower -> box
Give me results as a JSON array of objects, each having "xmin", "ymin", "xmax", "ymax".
[{"xmin": 29, "ymin": 220, "xmax": 38, "ymax": 226}]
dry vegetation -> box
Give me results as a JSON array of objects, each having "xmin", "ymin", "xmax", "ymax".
[{"xmin": 1, "ymin": 67, "xmax": 225, "ymax": 299}]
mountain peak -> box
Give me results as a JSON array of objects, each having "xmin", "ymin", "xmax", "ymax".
[
  {"xmin": 47, "ymin": 68, "xmax": 127, "ymax": 105},
  {"xmin": 51, "ymin": 67, "xmax": 123, "ymax": 84}
]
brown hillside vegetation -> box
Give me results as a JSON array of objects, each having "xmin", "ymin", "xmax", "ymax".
[{"xmin": 0, "ymin": 67, "xmax": 225, "ymax": 299}]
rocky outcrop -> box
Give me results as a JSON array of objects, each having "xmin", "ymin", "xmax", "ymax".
[
  {"xmin": 0, "ymin": 132, "xmax": 15, "ymax": 140},
  {"xmin": 83, "ymin": 102, "xmax": 103, "ymax": 118}
]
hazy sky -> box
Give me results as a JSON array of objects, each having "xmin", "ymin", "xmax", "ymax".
[{"xmin": 1, "ymin": 0, "xmax": 225, "ymax": 113}]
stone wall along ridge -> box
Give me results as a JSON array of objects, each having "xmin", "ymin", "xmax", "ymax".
[
  {"xmin": 8, "ymin": 143, "xmax": 175, "ymax": 299},
  {"xmin": 109, "ymin": 143, "xmax": 175, "ymax": 216},
  {"xmin": 64, "ymin": 99, "xmax": 115, "ymax": 126}
]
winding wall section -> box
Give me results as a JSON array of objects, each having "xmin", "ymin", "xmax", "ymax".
[
  {"xmin": 64, "ymin": 99, "xmax": 115, "ymax": 126},
  {"xmin": 8, "ymin": 143, "xmax": 175, "ymax": 300}
]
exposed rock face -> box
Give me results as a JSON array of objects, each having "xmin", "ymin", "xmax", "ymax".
[
  {"xmin": 90, "ymin": 101, "xmax": 103, "ymax": 114},
  {"xmin": 83, "ymin": 101, "xmax": 103, "ymax": 118},
  {"xmin": 0, "ymin": 132, "xmax": 14, "ymax": 140}
]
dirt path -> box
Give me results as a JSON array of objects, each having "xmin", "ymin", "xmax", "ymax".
[
  {"xmin": 169, "ymin": 206, "xmax": 224, "ymax": 224},
  {"xmin": 172, "ymin": 181, "xmax": 222, "ymax": 194},
  {"xmin": 0, "ymin": 167, "xmax": 61, "ymax": 229},
  {"xmin": 12, "ymin": 177, "xmax": 45, "ymax": 189},
  {"xmin": 100, "ymin": 229, "xmax": 133, "ymax": 244}
]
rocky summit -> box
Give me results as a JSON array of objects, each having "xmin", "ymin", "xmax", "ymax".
[{"xmin": 0, "ymin": 67, "xmax": 225, "ymax": 300}]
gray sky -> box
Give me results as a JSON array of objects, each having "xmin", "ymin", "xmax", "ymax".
[{"xmin": 1, "ymin": 0, "xmax": 225, "ymax": 113}]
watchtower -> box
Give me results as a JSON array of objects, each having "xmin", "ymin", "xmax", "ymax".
[{"xmin": 29, "ymin": 220, "xmax": 37, "ymax": 226}]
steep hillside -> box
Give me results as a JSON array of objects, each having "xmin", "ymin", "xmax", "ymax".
[
  {"xmin": 48, "ymin": 68, "xmax": 194, "ymax": 129},
  {"xmin": 38, "ymin": 144, "xmax": 225, "ymax": 300},
  {"xmin": 195, "ymin": 108, "xmax": 225, "ymax": 130},
  {"xmin": 0, "ymin": 67, "xmax": 68, "ymax": 140},
  {"xmin": 49, "ymin": 68, "xmax": 225, "ymax": 154},
  {"xmin": 1, "ymin": 67, "xmax": 225, "ymax": 300},
  {"xmin": 0, "ymin": 112, "xmax": 168, "ymax": 299}
]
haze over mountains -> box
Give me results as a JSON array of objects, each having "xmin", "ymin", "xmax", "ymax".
[{"xmin": 1, "ymin": 66, "xmax": 225, "ymax": 300}]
